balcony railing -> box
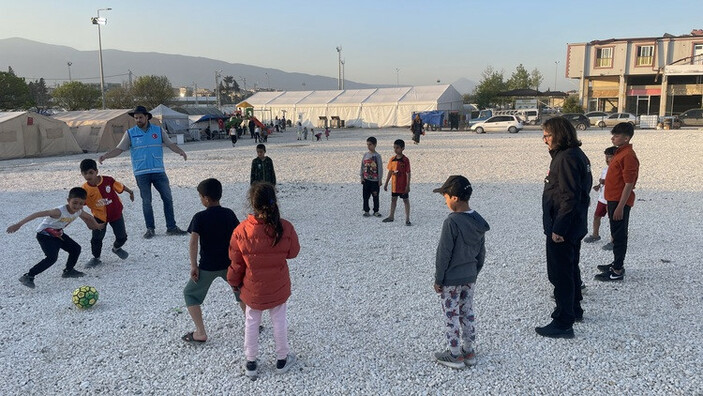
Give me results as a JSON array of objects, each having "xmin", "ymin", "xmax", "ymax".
[
  {"xmin": 636, "ymin": 56, "xmax": 653, "ymax": 66},
  {"xmin": 596, "ymin": 58, "xmax": 613, "ymax": 68}
]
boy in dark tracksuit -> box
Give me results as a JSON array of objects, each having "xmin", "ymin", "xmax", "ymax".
[
  {"xmin": 360, "ymin": 136, "xmax": 383, "ymax": 217},
  {"xmin": 432, "ymin": 175, "xmax": 490, "ymax": 369},
  {"xmin": 538, "ymin": 117, "xmax": 592, "ymax": 339},
  {"xmin": 250, "ymin": 144, "xmax": 276, "ymax": 185}
]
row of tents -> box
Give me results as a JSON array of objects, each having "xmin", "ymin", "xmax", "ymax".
[{"xmin": 0, "ymin": 105, "xmax": 227, "ymax": 160}]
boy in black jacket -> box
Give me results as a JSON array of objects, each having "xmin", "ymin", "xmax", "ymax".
[{"xmin": 432, "ymin": 175, "xmax": 490, "ymax": 369}]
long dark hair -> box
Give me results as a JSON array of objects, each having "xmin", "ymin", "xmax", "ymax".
[
  {"xmin": 542, "ymin": 116, "xmax": 581, "ymax": 150},
  {"xmin": 249, "ymin": 182, "xmax": 283, "ymax": 246}
]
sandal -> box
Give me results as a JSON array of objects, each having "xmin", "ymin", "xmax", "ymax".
[{"xmin": 181, "ymin": 332, "xmax": 206, "ymax": 343}]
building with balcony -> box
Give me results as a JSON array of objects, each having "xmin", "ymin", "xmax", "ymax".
[{"xmin": 567, "ymin": 29, "xmax": 703, "ymax": 116}]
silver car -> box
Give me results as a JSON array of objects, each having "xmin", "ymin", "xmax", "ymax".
[
  {"xmin": 585, "ymin": 111, "xmax": 610, "ymax": 126},
  {"xmin": 598, "ymin": 112, "xmax": 638, "ymax": 128},
  {"xmin": 470, "ymin": 115, "xmax": 523, "ymax": 134}
]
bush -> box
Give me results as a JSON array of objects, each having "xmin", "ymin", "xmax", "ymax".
[{"xmin": 562, "ymin": 95, "xmax": 584, "ymax": 114}]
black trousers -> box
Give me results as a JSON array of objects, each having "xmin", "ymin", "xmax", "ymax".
[
  {"xmin": 546, "ymin": 237, "xmax": 583, "ymax": 328},
  {"xmin": 28, "ymin": 233, "xmax": 81, "ymax": 277},
  {"xmin": 91, "ymin": 216, "xmax": 128, "ymax": 258},
  {"xmin": 607, "ymin": 201, "xmax": 631, "ymax": 270},
  {"xmin": 362, "ymin": 179, "xmax": 380, "ymax": 213}
]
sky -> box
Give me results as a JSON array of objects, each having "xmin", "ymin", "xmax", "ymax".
[{"xmin": 1, "ymin": 0, "xmax": 702, "ymax": 91}]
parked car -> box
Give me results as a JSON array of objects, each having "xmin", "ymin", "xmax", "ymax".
[
  {"xmin": 598, "ymin": 112, "xmax": 638, "ymax": 128},
  {"xmin": 470, "ymin": 115, "xmax": 523, "ymax": 134},
  {"xmin": 561, "ymin": 113, "xmax": 590, "ymax": 130},
  {"xmin": 678, "ymin": 108, "xmax": 703, "ymax": 127},
  {"xmin": 585, "ymin": 111, "xmax": 610, "ymax": 126},
  {"xmin": 466, "ymin": 109, "xmax": 494, "ymax": 128}
]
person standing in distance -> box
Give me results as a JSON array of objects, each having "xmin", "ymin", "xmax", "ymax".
[
  {"xmin": 99, "ymin": 105, "xmax": 188, "ymax": 239},
  {"xmin": 537, "ymin": 117, "xmax": 592, "ymax": 339}
]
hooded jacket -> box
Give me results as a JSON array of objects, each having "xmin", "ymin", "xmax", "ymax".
[
  {"xmin": 227, "ymin": 215, "xmax": 300, "ymax": 310},
  {"xmin": 542, "ymin": 146, "xmax": 592, "ymax": 241},
  {"xmin": 435, "ymin": 211, "xmax": 490, "ymax": 286}
]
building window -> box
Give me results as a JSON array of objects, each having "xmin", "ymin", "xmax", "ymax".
[
  {"xmin": 694, "ymin": 44, "xmax": 703, "ymax": 65},
  {"xmin": 595, "ymin": 47, "xmax": 613, "ymax": 68},
  {"xmin": 636, "ymin": 45, "xmax": 654, "ymax": 66}
]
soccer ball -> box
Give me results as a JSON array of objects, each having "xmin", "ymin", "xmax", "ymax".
[{"xmin": 72, "ymin": 286, "xmax": 99, "ymax": 309}]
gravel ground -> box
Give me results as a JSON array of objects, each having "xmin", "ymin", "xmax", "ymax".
[{"xmin": 1, "ymin": 126, "xmax": 701, "ymax": 395}]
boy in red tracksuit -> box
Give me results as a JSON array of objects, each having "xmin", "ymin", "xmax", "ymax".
[{"xmin": 80, "ymin": 158, "xmax": 134, "ymax": 267}]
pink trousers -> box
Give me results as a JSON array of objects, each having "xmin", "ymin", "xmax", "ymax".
[{"xmin": 244, "ymin": 303, "xmax": 289, "ymax": 361}]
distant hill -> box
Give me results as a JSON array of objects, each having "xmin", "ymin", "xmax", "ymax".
[
  {"xmin": 0, "ymin": 38, "xmax": 477, "ymax": 94},
  {"xmin": 0, "ymin": 37, "xmax": 383, "ymax": 91}
]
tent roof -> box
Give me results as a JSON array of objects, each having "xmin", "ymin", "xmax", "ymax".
[
  {"xmin": 172, "ymin": 107, "xmax": 225, "ymax": 116},
  {"xmin": 150, "ymin": 104, "xmax": 187, "ymax": 117},
  {"xmin": 399, "ymin": 85, "xmax": 461, "ymax": 104},
  {"xmin": 0, "ymin": 111, "xmax": 25, "ymax": 123},
  {"xmin": 236, "ymin": 101, "xmax": 254, "ymax": 108},
  {"xmin": 362, "ymin": 87, "xmax": 413, "ymax": 104},
  {"xmin": 267, "ymin": 91, "xmax": 313, "ymax": 105},
  {"xmin": 328, "ymin": 89, "xmax": 377, "ymax": 104},
  {"xmin": 297, "ymin": 90, "xmax": 343, "ymax": 105},
  {"xmin": 53, "ymin": 109, "xmax": 133, "ymax": 123}
]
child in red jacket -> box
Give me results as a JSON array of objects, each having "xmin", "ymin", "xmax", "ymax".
[{"xmin": 228, "ymin": 182, "xmax": 300, "ymax": 379}]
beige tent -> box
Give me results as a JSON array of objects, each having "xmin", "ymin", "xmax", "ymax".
[
  {"xmin": 54, "ymin": 109, "xmax": 161, "ymax": 153},
  {"xmin": 0, "ymin": 111, "xmax": 83, "ymax": 160}
]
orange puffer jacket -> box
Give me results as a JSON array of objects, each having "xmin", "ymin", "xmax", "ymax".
[{"xmin": 227, "ymin": 214, "xmax": 300, "ymax": 310}]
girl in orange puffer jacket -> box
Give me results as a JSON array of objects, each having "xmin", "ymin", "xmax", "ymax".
[{"xmin": 228, "ymin": 182, "xmax": 300, "ymax": 378}]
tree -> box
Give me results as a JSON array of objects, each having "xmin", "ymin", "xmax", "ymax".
[
  {"xmin": 52, "ymin": 81, "xmax": 101, "ymax": 110},
  {"xmin": 131, "ymin": 75, "xmax": 174, "ymax": 109},
  {"xmin": 506, "ymin": 64, "xmax": 531, "ymax": 90},
  {"xmin": 105, "ymin": 86, "xmax": 135, "ymax": 109},
  {"xmin": 28, "ymin": 78, "xmax": 50, "ymax": 110},
  {"xmin": 473, "ymin": 66, "xmax": 507, "ymax": 109},
  {"xmin": 0, "ymin": 70, "xmax": 33, "ymax": 110},
  {"xmin": 529, "ymin": 68, "xmax": 543, "ymax": 90},
  {"xmin": 561, "ymin": 95, "xmax": 584, "ymax": 113}
]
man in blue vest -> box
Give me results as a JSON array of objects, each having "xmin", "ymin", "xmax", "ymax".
[{"xmin": 99, "ymin": 106, "xmax": 188, "ymax": 239}]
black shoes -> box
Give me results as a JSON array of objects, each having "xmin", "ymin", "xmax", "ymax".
[
  {"xmin": 19, "ymin": 273, "xmax": 35, "ymax": 288},
  {"xmin": 166, "ymin": 227, "xmax": 188, "ymax": 236},
  {"xmin": 112, "ymin": 247, "xmax": 129, "ymax": 260},
  {"xmin": 143, "ymin": 228, "xmax": 156, "ymax": 239},
  {"xmin": 535, "ymin": 321, "xmax": 575, "ymax": 339},
  {"xmin": 594, "ymin": 267, "xmax": 625, "ymax": 282},
  {"xmin": 85, "ymin": 257, "xmax": 102, "ymax": 268},
  {"xmin": 62, "ymin": 268, "xmax": 85, "ymax": 278}
]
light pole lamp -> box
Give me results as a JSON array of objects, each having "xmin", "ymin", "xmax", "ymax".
[
  {"xmin": 554, "ymin": 60, "xmax": 560, "ymax": 91},
  {"xmin": 336, "ymin": 46, "xmax": 342, "ymax": 90},
  {"xmin": 67, "ymin": 62, "xmax": 72, "ymax": 82},
  {"xmin": 92, "ymin": 7, "xmax": 112, "ymax": 109},
  {"xmin": 340, "ymin": 59, "xmax": 345, "ymax": 90}
]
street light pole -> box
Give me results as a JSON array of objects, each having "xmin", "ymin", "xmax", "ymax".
[
  {"xmin": 340, "ymin": 60, "xmax": 345, "ymax": 90},
  {"xmin": 395, "ymin": 68, "xmax": 400, "ymax": 86},
  {"xmin": 336, "ymin": 46, "xmax": 342, "ymax": 90},
  {"xmin": 265, "ymin": 72, "xmax": 270, "ymax": 90},
  {"xmin": 214, "ymin": 70, "xmax": 222, "ymax": 109},
  {"xmin": 92, "ymin": 7, "xmax": 112, "ymax": 109},
  {"xmin": 554, "ymin": 60, "xmax": 560, "ymax": 91},
  {"xmin": 67, "ymin": 62, "xmax": 72, "ymax": 82}
]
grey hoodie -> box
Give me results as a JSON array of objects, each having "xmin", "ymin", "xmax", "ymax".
[{"xmin": 435, "ymin": 211, "xmax": 490, "ymax": 286}]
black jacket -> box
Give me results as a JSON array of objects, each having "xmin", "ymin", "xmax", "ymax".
[{"xmin": 542, "ymin": 146, "xmax": 592, "ymax": 241}]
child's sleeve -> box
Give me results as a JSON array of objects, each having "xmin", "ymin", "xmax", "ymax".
[
  {"xmin": 113, "ymin": 179, "xmax": 125, "ymax": 194},
  {"xmin": 227, "ymin": 232, "xmax": 245, "ymax": 287},
  {"xmin": 376, "ymin": 154, "xmax": 383, "ymax": 181},
  {"xmin": 286, "ymin": 223, "xmax": 301, "ymax": 259},
  {"xmin": 434, "ymin": 218, "xmax": 456, "ymax": 285},
  {"xmin": 269, "ymin": 158, "xmax": 276, "ymax": 185}
]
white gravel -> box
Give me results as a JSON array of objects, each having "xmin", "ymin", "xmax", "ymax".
[{"xmin": 1, "ymin": 126, "xmax": 701, "ymax": 395}]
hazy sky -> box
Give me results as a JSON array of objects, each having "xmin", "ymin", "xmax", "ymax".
[{"xmin": 1, "ymin": 0, "xmax": 701, "ymax": 90}]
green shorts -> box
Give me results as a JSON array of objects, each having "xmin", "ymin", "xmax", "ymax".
[{"xmin": 183, "ymin": 268, "xmax": 241, "ymax": 306}]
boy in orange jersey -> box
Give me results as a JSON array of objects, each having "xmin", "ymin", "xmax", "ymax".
[
  {"xmin": 80, "ymin": 159, "xmax": 134, "ymax": 267},
  {"xmin": 382, "ymin": 139, "xmax": 411, "ymax": 226}
]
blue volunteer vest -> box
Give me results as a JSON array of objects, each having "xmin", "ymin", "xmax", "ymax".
[{"xmin": 128, "ymin": 123, "xmax": 165, "ymax": 176}]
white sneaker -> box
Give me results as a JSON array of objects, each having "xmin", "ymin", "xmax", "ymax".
[{"xmin": 276, "ymin": 354, "xmax": 297, "ymax": 374}]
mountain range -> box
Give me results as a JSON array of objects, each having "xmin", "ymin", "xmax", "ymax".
[{"xmin": 0, "ymin": 38, "xmax": 476, "ymax": 94}]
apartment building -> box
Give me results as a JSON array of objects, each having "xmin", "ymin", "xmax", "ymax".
[{"xmin": 566, "ymin": 29, "xmax": 703, "ymax": 116}]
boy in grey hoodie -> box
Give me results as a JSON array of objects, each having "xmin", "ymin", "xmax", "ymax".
[{"xmin": 432, "ymin": 175, "xmax": 490, "ymax": 369}]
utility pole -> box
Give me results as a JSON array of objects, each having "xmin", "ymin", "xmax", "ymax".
[
  {"xmin": 67, "ymin": 62, "xmax": 72, "ymax": 82},
  {"xmin": 395, "ymin": 68, "xmax": 400, "ymax": 87},
  {"xmin": 336, "ymin": 46, "xmax": 342, "ymax": 90},
  {"xmin": 92, "ymin": 7, "xmax": 112, "ymax": 109},
  {"xmin": 128, "ymin": 69, "xmax": 133, "ymax": 88},
  {"xmin": 554, "ymin": 60, "xmax": 560, "ymax": 91},
  {"xmin": 340, "ymin": 59, "xmax": 345, "ymax": 90},
  {"xmin": 194, "ymin": 82, "xmax": 198, "ymax": 106},
  {"xmin": 214, "ymin": 70, "xmax": 222, "ymax": 109}
]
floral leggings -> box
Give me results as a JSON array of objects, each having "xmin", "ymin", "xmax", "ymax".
[{"xmin": 440, "ymin": 284, "xmax": 476, "ymax": 355}]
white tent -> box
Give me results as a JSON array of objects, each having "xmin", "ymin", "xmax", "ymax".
[
  {"xmin": 242, "ymin": 84, "xmax": 463, "ymax": 128},
  {"xmin": 54, "ymin": 110, "xmax": 161, "ymax": 153},
  {"xmin": 0, "ymin": 111, "xmax": 83, "ymax": 160},
  {"xmin": 150, "ymin": 105, "xmax": 189, "ymax": 135}
]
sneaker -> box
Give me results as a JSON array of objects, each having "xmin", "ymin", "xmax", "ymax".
[
  {"xmin": 112, "ymin": 247, "xmax": 129, "ymax": 260},
  {"xmin": 583, "ymin": 235, "xmax": 601, "ymax": 243},
  {"xmin": 597, "ymin": 263, "xmax": 614, "ymax": 273},
  {"xmin": 166, "ymin": 227, "xmax": 188, "ymax": 236},
  {"xmin": 143, "ymin": 228, "xmax": 155, "ymax": 239},
  {"xmin": 19, "ymin": 274, "xmax": 35, "ymax": 288},
  {"xmin": 373, "ymin": 212, "xmax": 382, "ymax": 217},
  {"xmin": 433, "ymin": 350, "xmax": 465, "ymax": 369},
  {"xmin": 535, "ymin": 321, "xmax": 574, "ymax": 339},
  {"xmin": 594, "ymin": 267, "xmax": 624, "ymax": 282},
  {"xmin": 362, "ymin": 211, "xmax": 371, "ymax": 217},
  {"xmin": 276, "ymin": 353, "xmax": 297, "ymax": 374},
  {"xmin": 244, "ymin": 360, "xmax": 258, "ymax": 379},
  {"xmin": 405, "ymin": 221, "xmax": 412, "ymax": 226},
  {"xmin": 85, "ymin": 257, "xmax": 102, "ymax": 268},
  {"xmin": 62, "ymin": 268, "xmax": 85, "ymax": 278},
  {"xmin": 602, "ymin": 242, "xmax": 614, "ymax": 251},
  {"xmin": 462, "ymin": 348, "xmax": 477, "ymax": 367},
  {"xmin": 382, "ymin": 217, "xmax": 394, "ymax": 223}
]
